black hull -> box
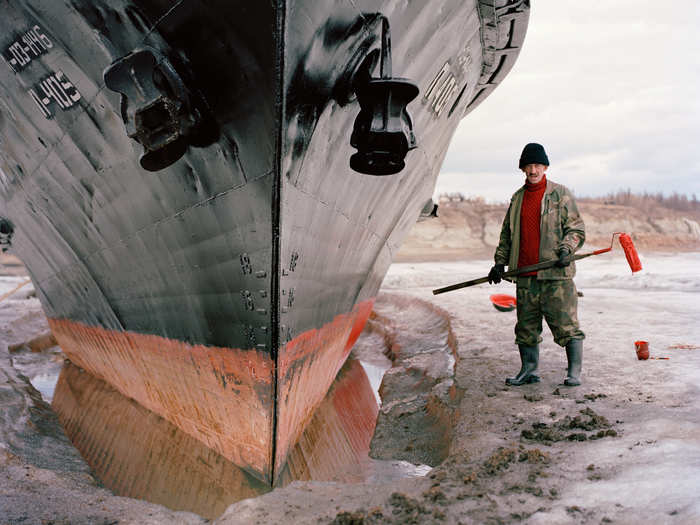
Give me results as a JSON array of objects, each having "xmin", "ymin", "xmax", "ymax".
[{"xmin": 0, "ymin": 0, "xmax": 529, "ymax": 483}]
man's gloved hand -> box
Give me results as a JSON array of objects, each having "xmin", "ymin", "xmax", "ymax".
[
  {"xmin": 555, "ymin": 246, "xmax": 572, "ymax": 267},
  {"xmin": 488, "ymin": 264, "xmax": 505, "ymax": 284}
]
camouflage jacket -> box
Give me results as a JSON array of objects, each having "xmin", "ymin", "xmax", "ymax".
[{"xmin": 494, "ymin": 179, "xmax": 585, "ymax": 280}]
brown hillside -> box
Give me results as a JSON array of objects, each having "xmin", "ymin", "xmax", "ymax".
[{"xmin": 396, "ymin": 199, "xmax": 700, "ymax": 262}]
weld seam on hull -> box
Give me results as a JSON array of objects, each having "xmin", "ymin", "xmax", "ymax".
[{"xmin": 269, "ymin": 0, "xmax": 287, "ymax": 485}]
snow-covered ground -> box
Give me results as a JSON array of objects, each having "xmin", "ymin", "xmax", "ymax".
[
  {"xmin": 382, "ymin": 251, "xmax": 700, "ymax": 523},
  {"xmin": 1, "ymin": 252, "xmax": 699, "ymax": 523},
  {"xmin": 384, "ymin": 251, "xmax": 700, "ymax": 357}
]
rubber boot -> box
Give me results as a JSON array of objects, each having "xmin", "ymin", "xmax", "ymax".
[
  {"xmin": 505, "ymin": 345, "xmax": 540, "ymax": 386},
  {"xmin": 564, "ymin": 339, "xmax": 583, "ymax": 386}
]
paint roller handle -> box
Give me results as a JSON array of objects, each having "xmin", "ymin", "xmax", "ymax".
[{"xmin": 432, "ymin": 249, "xmax": 608, "ymax": 295}]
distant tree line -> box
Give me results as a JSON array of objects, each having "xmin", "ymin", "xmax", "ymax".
[
  {"xmin": 578, "ymin": 190, "xmax": 699, "ymax": 213},
  {"xmin": 439, "ymin": 190, "xmax": 699, "ymax": 213},
  {"xmin": 437, "ymin": 193, "xmax": 487, "ymax": 204}
]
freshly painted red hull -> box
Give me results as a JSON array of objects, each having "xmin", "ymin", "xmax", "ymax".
[
  {"xmin": 49, "ymin": 298, "xmax": 374, "ymax": 483},
  {"xmin": 52, "ymin": 356, "xmax": 378, "ymax": 518}
]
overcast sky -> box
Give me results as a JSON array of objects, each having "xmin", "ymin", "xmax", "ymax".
[{"xmin": 436, "ymin": 0, "xmax": 700, "ymax": 202}]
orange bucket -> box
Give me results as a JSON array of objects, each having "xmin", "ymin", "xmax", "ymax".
[{"xmin": 635, "ymin": 340, "xmax": 649, "ymax": 360}]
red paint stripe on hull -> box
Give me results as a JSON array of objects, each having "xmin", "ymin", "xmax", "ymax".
[
  {"xmin": 49, "ymin": 318, "xmax": 275, "ymax": 481},
  {"xmin": 48, "ymin": 297, "xmax": 375, "ymax": 484},
  {"xmin": 278, "ymin": 357, "xmax": 378, "ymax": 483},
  {"xmin": 52, "ymin": 361, "xmax": 270, "ymax": 519},
  {"xmin": 275, "ymin": 299, "xmax": 374, "ymax": 479}
]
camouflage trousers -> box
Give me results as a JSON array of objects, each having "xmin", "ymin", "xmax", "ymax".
[{"xmin": 515, "ymin": 277, "xmax": 585, "ymax": 347}]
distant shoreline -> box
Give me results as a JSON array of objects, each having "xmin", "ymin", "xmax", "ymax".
[
  {"xmin": 397, "ymin": 199, "xmax": 700, "ymax": 263},
  {"xmin": 395, "ymin": 245, "xmax": 700, "ymax": 263}
]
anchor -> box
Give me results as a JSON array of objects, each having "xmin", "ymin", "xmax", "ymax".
[
  {"xmin": 104, "ymin": 48, "xmax": 200, "ymax": 171},
  {"xmin": 0, "ymin": 217, "xmax": 13, "ymax": 252},
  {"xmin": 349, "ymin": 17, "xmax": 419, "ymax": 176}
]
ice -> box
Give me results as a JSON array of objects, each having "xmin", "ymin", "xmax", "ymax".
[
  {"xmin": 359, "ymin": 360, "xmax": 389, "ymax": 405},
  {"xmin": 385, "ymin": 251, "xmax": 700, "ymax": 295}
]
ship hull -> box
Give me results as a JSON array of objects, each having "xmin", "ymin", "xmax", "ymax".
[
  {"xmin": 0, "ymin": 0, "xmax": 529, "ymax": 484},
  {"xmin": 52, "ymin": 356, "xmax": 378, "ymax": 518}
]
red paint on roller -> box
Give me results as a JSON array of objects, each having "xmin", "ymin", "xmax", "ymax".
[{"xmin": 619, "ymin": 233, "xmax": 642, "ymax": 272}]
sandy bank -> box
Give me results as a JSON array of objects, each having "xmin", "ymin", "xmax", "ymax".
[{"xmin": 396, "ymin": 200, "xmax": 700, "ymax": 262}]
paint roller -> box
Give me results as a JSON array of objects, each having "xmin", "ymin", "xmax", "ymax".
[{"xmin": 432, "ymin": 232, "xmax": 641, "ymax": 295}]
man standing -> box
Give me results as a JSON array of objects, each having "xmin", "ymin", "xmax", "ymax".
[{"xmin": 488, "ymin": 143, "xmax": 585, "ymax": 386}]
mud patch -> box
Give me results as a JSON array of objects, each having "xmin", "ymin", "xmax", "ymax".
[
  {"xmin": 331, "ymin": 508, "xmax": 385, "ymax": 524},
  {"xmin": 583, "ymin": 393, "xmax": 608, "ymax": 402},
  {"xmin": 524, "ymin": 393, "xmax": 544, "ymax": 402},
  {"xmin": 431, "ymin": 446, "xmax": 552, "ymax": 482},
  {"xmin": 330, "ymin": 492, "xmax": 441, "ymax": 524},
  {"xmin": 519, "ymin": 448, "xmax": 550, "ymax": 464},
  {"xmin": 482, "ymin": 447, "xmax": 518, "ymax": 475},
  {"xmin": 367, "ymin": 294, "xmax": 462, "ymax": 467},
  {"xmin": 521, "ymin": 408, "xmax": 619, "ymax": 443}
]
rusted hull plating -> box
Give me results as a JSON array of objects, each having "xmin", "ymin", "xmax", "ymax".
[
  {"xmin": 0, "ymin": 0, "xmax": 529, "ymax": 484},
  {"xmin": 52, "ymin": 357, "xmax": 378, "ymax": 518}
]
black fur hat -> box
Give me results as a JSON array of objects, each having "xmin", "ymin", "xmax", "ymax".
[{"xmin": 519, "ymin": 143, "xmax": 549, "ymax": 169}]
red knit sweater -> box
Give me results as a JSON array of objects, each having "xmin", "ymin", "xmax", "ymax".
[{"xmin": 518, "ymin": 176, "xmax": 547, "ymax": 276}]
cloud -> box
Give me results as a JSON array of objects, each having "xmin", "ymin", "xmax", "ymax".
[{"xmin": 436, "ymin": 0, "xmax": 700, "ymax": 198}]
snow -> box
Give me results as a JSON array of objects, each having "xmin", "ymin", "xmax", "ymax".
[{"xmin": 1, "ymin": 252, "xmax": 699, "ymax": 523}]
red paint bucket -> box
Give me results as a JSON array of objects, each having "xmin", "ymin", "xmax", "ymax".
[
  {"xmin": 490, "ymin": 294, "xmax": 516, "ymax": 312},
  {"xmin": 635, "ymin": 341, "xmax": 649, "ymax": 360}
]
